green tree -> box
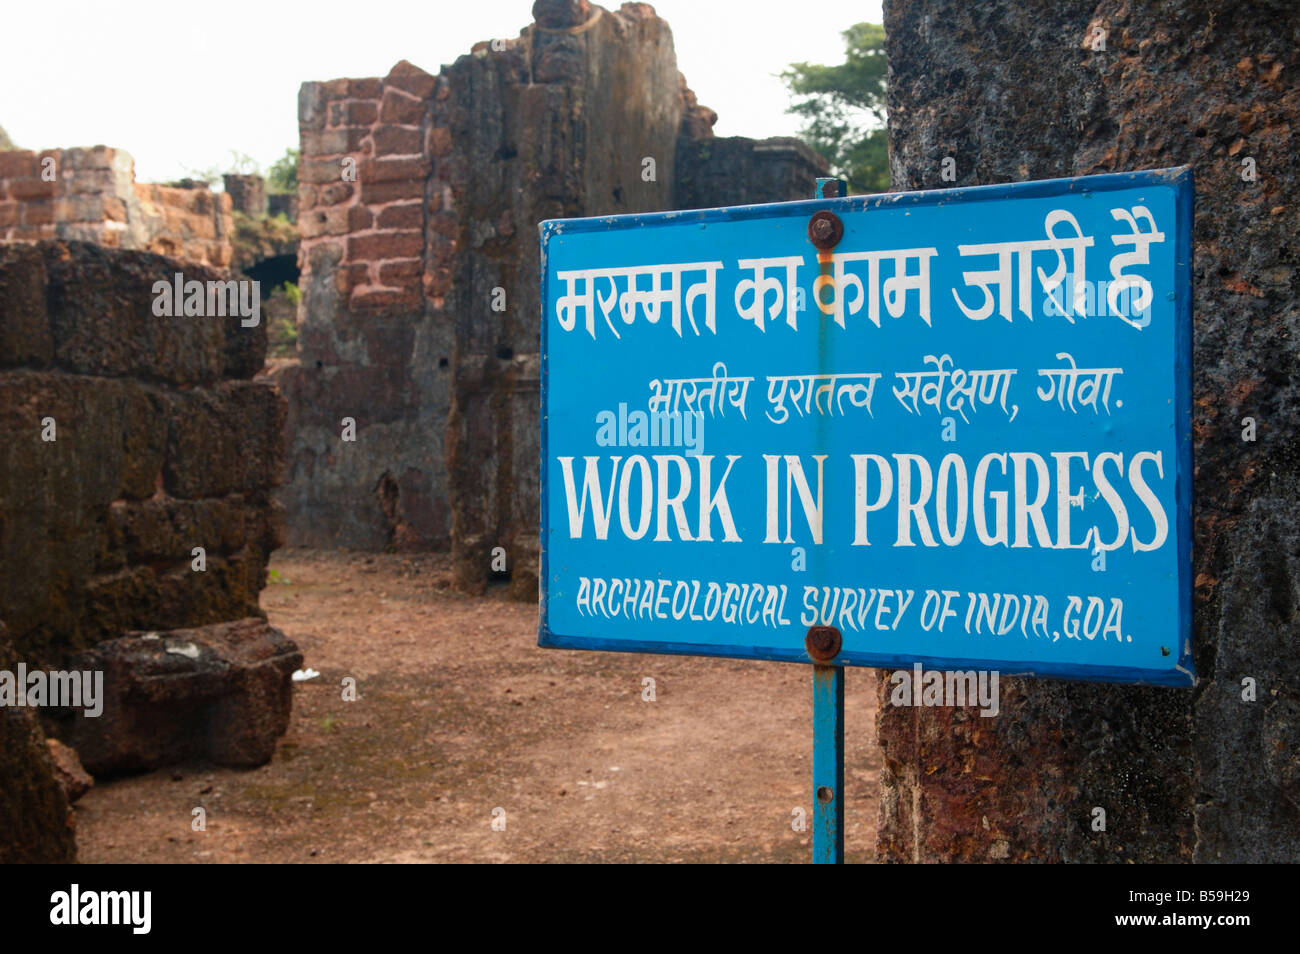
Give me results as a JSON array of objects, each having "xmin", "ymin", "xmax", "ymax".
[
  {"xmin": 781, "ymin": 22, "xmax": 889, "ymax": 194},
  {"xmin": 181, "ymin": 150, "xmax": 260, "ymax": 188},
  {"xmin": 267, "ymin": 147, "xmax": 298, "ymax": 195},
  {"xmin": 0, "ymin": 124, "xmax": 15, "ymax": 150}
]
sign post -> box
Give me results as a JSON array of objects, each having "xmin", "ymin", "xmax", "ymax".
[
  {"xmin": 811, "ymin": 660, "xmax": 844, "ymax": 863},
  {"xmin": 809, "ymin": 177, "xmax": 847, "ymax": 865},
  {"xmin": 538, "ymin": 167, "xmax": 1194, "ymax": 863}
]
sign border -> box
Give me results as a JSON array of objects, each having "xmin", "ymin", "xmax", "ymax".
[{"xmin": 538, "ymin": 167, "xmax": 1194, "ymax": 687}]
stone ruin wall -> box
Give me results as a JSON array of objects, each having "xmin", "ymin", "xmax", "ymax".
[
  {"xmin": 876, "ymin": 0, "xmax": 1299, "ymax": 863},
  {"xmin": 0, "ymin": 240, "xmax": 296, "ymax": 860},
  {"xmin": 442, "ymin": 2, "xmax": 700, "ymax": 599},
  {"xmin": 0, "ymin": 124, "xmax": 301, "ymax": 865},
  {"xmin": 276, "ymin": 1, "xmax": 827, "ymax": 598},
  {"xmin": 0, "ymin": 241, "xmax": 282, "ymax": 663},
  {"xmin": 0, "ymin": 146, "xmax": 233, "ymax": 268}
]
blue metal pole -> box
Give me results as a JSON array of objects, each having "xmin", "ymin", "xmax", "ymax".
[
  {"xmin": 809, "ymin": 176, "xmax": 847, "ymax": 866},
  {"xmin": 811, "ymin": 663, "xmax": 845, "ymax": 863}
]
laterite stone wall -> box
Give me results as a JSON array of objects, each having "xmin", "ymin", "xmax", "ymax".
[{"xmin": 876, "ymin": 0, "xmax": 1299, "ymax": 863}]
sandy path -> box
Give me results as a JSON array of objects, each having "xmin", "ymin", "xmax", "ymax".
[{"xmin": 74, "ymin": 549, "xmax": 880, "ymax": 863}]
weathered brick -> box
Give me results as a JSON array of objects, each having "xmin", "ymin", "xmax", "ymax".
[
  {"xmin": 360, "ymin": 156, "xmax": 430, "ymax": 183},
  {"xmin": 376, "ymin": 202, "xmax": 423, "ymax": 229},
  {"xmin": 320, "ymin": 78, "xmax": 351, "ymax": 98},
  {"xmin": 60, "ymin": 146, "xmax": 117, "ymax": 172},
  {"xmin": 299, "ymin": 157, "xmax": 353, "ymax": 185},
  {"xmin": 350, "ymin": 287, "xmax": 422, "ymax": 311},
  {"xmin": 301, "ymin": 128, "xmax": 352, "ymax": 156},
  {"xmin": 360, "ymin": 178, "xmax": 424, "ymax": 204},
  {"xmin": 0, "ymin": 151, "xmax": 38, "ymax": 178},
  {"xmin": 316, "ymin": 181, "xmax": 355, "ymax": 207},
  {"xmin": 0, "ymin": 371, "xmax": 197, "ymax": 653},
  {"xmin": 329, "ymin": 100, "xmax": 379, "ymax": 127},
  {"xmin": 9, "ymin": 178, "xmax": 57, "ymax": 200},
  {"xmin": 53, "ymin": 195, "xmax": 106, "ymax": 223},
  {"xmin": 65, "ymin": 168, "xmax": 118, "ymax": 195},
  {"xmin": 351, "ymin": 78, "xmax": 384, "ymax": 99},
  {"xmin": 335, "ymin": 262, "xmax": 371, "ymax": 296},
  {"xmin": 348, "ymin": 205, "xmax": 374, "ymax": 230},
  {"xmin": 279, "ymin": 4, "xmax": 707, "ymax": 577},
  {"xmin": 20, "ymin": 202, "xmax": 55, "ymax": 226},
  {"xmin": 377, "ymin": 259, "xmax": 423, "ymax": 286},
  {"xmin": 347, "ymin": 230, "xmax": 423, "ymax": 261},
  {"xmin": 385, "ymin": 60, "xmax": 437, "ymax": 99},
  {"xmin": 379, "ymin": 89, "xmax": 426, "ymax": 125},
  {"xmin": 11, "ymin": 224, "xmax": 58, "ymax": 241},
  {"xmin": 372, "ymin": 124, "xmax": 423, "ymax": 155},
  {"xmin": 0, "ymin": 373, "xmax": 125, "ymax": 520},
  {"xmin": 297, "ymin": 205, "xmax": 351, "ymax": 239}
]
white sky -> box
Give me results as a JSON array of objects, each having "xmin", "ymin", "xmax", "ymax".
[{"xmin": 0, "ymin": 0, "xmax": 883, "ymax": 184}]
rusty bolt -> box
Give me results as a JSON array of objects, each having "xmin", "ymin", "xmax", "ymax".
[
  {"xmin": 808, "ymin": 210, "xmax": 843, "ymax": 250},
  {"xmin": 805, "ymin": 625, "xmax": 842, "ymax": 662}
]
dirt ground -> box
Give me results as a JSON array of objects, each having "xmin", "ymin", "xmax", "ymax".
[{"xmin": 75, "ymin": 549, "xmax": 880, "ymax": 863}]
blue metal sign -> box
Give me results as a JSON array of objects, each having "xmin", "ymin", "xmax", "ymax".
[{"xmin": 539, "ymin": 169, "xmax": 1193, "ymax": 686}]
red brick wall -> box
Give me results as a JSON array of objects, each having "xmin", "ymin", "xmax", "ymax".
[
  {"xmin": 0, "ymin": 147, "xmax": 232, "ymax": 268},
  {"xmin": 296, "ymin": 61, "xmax": 439, "ymax": 314},
  {"xmin": 132, "ymin": 181, "xmax": 232, "ymax": 268}
]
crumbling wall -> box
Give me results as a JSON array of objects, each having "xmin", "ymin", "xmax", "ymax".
[
  {"xmin": 675, "ymin": 136, "xmax": 828, "ymax": 211},
  {"xmin": 877, "ymin": 0, "xmax": 1299, "ymax": 862},
  {"xmin": 0, "ymin": 147, "xmax": 232, "ymax": 268},
  {"xmin": 444, "ymin": 2, "xmax": 692, "ymax": 597},
  {"xmin": 280, "ymin": 2, "xmax": 827, "ymax": 599},
  {"xmin": 130, "ymin": 181, "xmax": 231, "ymax": 267},
  {"xmin": 224, "ymin": 173, "xmax": 268, "ymax": 217},
  {"xmin": 0, "ymin": 241, "xmax": 282, "ymax": 664},
  {"xmin": 274, "ymin": 60, "xmax": 448, "ymax": 551}
]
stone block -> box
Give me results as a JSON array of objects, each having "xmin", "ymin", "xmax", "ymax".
[
  {"xmin": 385, "ymin": 60, "xmax": 437, "ymax": 99},
  {"xmin": 347, "ymin": 230, "xmax": 423, "ymax": 261},
  {"xmin": 372, "ymin": 124, "xmax": 423, "ymax": 156},
  {"xmin": 41, "ymin": 241, "xmax": 228, "ymax": 385},
  {"xmin": 379, "ymin": 90, "xmax": 426, "ymax": 125},
  {"xmin": 55, "ymin": 619, "xmax": 303, "ymax": 774},
  {"xmin": 164, "ymin": 381, "xmax": 286, "ymax": 499},
  {"xmin": 0, "ymin": 243, "xmax": 53, "ymax": 367}
]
